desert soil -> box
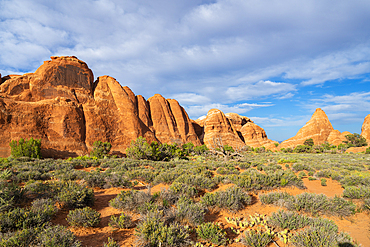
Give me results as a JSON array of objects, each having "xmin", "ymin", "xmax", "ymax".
[{"xmin": 51, "ymin": 179, "xmax": 369, "ymax": 247}]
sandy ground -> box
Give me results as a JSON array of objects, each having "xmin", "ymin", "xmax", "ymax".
[{"xmin": 51, "ymin": 178, "xmax": 369, "ymax": 247}]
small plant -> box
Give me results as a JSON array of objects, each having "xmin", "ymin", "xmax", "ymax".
[
  {"xmin": 36, "ymin": 225, "xmax": 82, "ymax": 247},
  {"xmin": 135, "ymin": 211, "xmax": 190, "ymax": 247},
  {"xmin": 56, "ymin": 181, "xmax": 95, "ymax": 209},
  {"xmin": 90, "ymin": 141, "xmax": 112, "ymax": 158},
  {"xmin": 241, "ymin": 229, "xmax": 273, "ymax": 247},
  {"xmin": 268, "ymin": 210, "xmax": 310, "ymax": 230},
  {"xmin": 109, "ymin": 189, "xmax": 152, "ymax": 213},
  {"xmin": 109, "ymin": 213, "xmax": 133, "ymax": 229},
  {"xmin": 196, "ymin": 222, "xmax": 227, "ymax": 245},
  {"xmin": 10, "ymin": 138, "xmax": 41, "ymax": 159},
  {"xmin": 66, "ymin": 207, "xmax": 101, "ymax": 227},
  {"xmin": 176, "ymin": 198, "xmax": 206, "ymax": 226},
  {"xmin": 321, "ymin": 178, "xmax": 327, "ymax": 186},
  {"xmin": 200, "ymin": 186, "xmax": 252, "ymax": 212},
  {"xmin": 103, "ymin": 237, "xmax": 120, "ymax": 247}
]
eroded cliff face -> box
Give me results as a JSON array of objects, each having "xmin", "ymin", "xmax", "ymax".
[{"xmin": 0, "ymin": 56, "xmax": 200, "ymax": 157}]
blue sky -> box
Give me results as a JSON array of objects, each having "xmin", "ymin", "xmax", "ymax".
[{"xmin": 1, "ymin": 0, "xmax": 370, "ymax": 141}]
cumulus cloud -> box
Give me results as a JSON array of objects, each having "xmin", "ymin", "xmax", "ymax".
[{"xmin": 185, "ymin": 102, "xmax": 273, "ymax": 118}]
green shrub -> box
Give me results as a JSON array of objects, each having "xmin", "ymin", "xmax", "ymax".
[
  {"xmin": 196, "ymin": 222, "xmax": 227, "ymax": 245},
  {"xmin": 108, "ymin": 213, "xmax": 133, "ymax": 229},
  {"xmin": 36, "ymin": 225, "xmax": 82, "ymax": 247},
  {"xmin": 194, "ymin": 144, "xmax": 209, "ymax": 155},
  {"xmin": 169, "ymin": 182, "xmax": 198, "ymax": 198},
  {"xmin": 176, "ymin": 198, "xmax": 206, "ymax": 226},
  {"xmin": 109, "ymin": 189, "xmax": 152, "ymax": 213},
  {"xmin": 200, "ymin": 186, "xmax": 252, "ymax": 212},
  {"xmin": 0, "ymin": 227, "xmax": 39, "ymax": 247},
  {"xmin": 67, "ymin": 207, "xmax": 101, "ymax": 227},
  {"xmin": 268, "ymin": 210, "xmax": 310, "ymax": 230},
  {"xmin": 259, "ymin": 191, "xmax": 293, "ymax": 205},
  {"xmin": 55, "ymin": 181, "xmax": 95, "ymax": 209},
  {"xmin": 241, "ymin": 229, "xmax": 273, "ymax": 247},
  {"xmin": 290, "ymin": 227, "xmax": 358, "ymax": 247},
  {"xmin": 343, "ymin": 133, "xmax": 367, "ymax": 147},
  {"xmin": 135, "ymin": 211, "xmax": 190, "ymax": 247},
  {"xmin": 10, "ymin": 138, "xmax": 41, "ymax": 159},
  {"xmin": 103, "ymin": 237, "xmax": 119, "ymax": 247},
  {"xmin": 363, "ymin": 198, "xmax": 370, "ymax": 211},
  {"xmin": 343, "ymin": 185, "xmax": 370, "ymax": 199},
  {"xmin": 320, "ymin": 178, "xmax": 327, "ymax": 186},
  {"xmin": 0, "ymin": 206, "xmax": 56, "ymax": 232},
  {"xmin": 260, "ymin": 192, "xmax": 356, "ymax": 217},
  {"xmin": 90, "ymin": 141, "xmax": 112, "ymax": 158},
  {"xmin": 174, "ymin": 174, "xmax": 215, "ymax": 191}
]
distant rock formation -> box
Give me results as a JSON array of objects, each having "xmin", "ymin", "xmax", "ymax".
[
  {"xmin": 279, "ymin": 108, "xmax": 355, "ymax": 149},
  {"xmin": 0, "ymin": 56, "xmax": 200, "ymax": 158},
  {"xmin": 195, "ymin": 110, "xmax": 277, "ymax": 150},
  {"xmin": 361, "ymin": 114, "xmax": 370, "ymax": 142}
]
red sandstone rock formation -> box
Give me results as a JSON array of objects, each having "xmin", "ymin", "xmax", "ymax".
[
  {"xmin": 202, "ymin": 109, "xmax": 246, "ymax": 150},
  {"xmin": 280, "ymin": 108, "xmax": 334, "ymax": 148},
  {"xmin": 240, "ymin": 122, "xmax": 278, "ymax": 150},
  {"xmin": 361, "ymin": 114, "xmax": 370, "ymax": 142},
  {"xmin": 327, "ymin": 130, "xmax": 351, "ymax": 146},
  {"xmin": 0, "ymin": 56, "xmax": 200, "ymax": 158}
]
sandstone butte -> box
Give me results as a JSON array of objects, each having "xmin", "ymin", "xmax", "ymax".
[
  {"xmin": 279, "ymin": 108, "xmax": 353, "ymax": 149},
  {"xmin": 0, "ymin": 56, "xmax": 200, "ymax": 158},
  {"xmin": 193, "ymin": 109, "xmax": 278, "ymax": 151}
]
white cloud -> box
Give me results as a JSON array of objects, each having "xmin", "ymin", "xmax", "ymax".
[
  {"xmin": 226, "ymin": 80, "xmax": 296, "ymax": 101},
  {"xmin": 185, "ymin": 102, "xmax": 273, "ymax": 118}
]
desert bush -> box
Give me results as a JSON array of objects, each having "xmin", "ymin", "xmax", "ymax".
[
  {"xmin": 10, "ymin": 138, "xmax": 41, "ymax": 159},
  {"xmin": 103, "ymin": 237, "xmax": 120, "ymax": 247},
  {"xmin": 229, "ymin": 169, "xmax": 304, "ymax": 191},
  {"xmin": 216, "ymin": 166, "xmax": 240, "ymax": 175},
  {"xmin": 169, "ymin": 182, "xmax": 198, "ymax": 198},
  {"xmin": 0, "ymin": 227, "xmax": 39, "ymax": 247},
  {"xmin": 194, "ymin": 144, "xmax": 209, "ymax": 155},
  {"xmin": 196, "ymin": 222, "xmax": 227, "ymax": 245},
  {"xmin": 104, "ymin": 173, "xmax": 133, "ymax": 188},
  {"xmin": 55, "ymin": 181, "xmax": 95, "ymax": 209},
  {"xmin": 67, "ymin": 207, "xmax": 101, "ymax": 227},
  {"xmin": 83, "ymin": 171, "xmax": 106, "ymax": 188},
  {"xmin": 241, "ymin": 229, "xmax": 273, "ymax": 247},
  {"xmin": 0, "ymin": 181, "xmax": 25, "ymax": 212},
  {"xmin": 321, "ymin": 178, "xmax": 327, "ymax": 186},
  {"xmin": 238, "ymin": 161, "xmax": 252, "ymax": 169},
  {"xmin": 267, "ymin": 210, "xmax": 310, "ymax": 230},
  {"xmin": 200, "ymin": 186, "xmax": 251, "ymax": 212},
  {"xmin": 135, "ymin": 211, "xmax": 190, "ymax": 247},
  {"xmin": 0, "ymin": 206, "xmax": 56, "ymax": 232},
  {"xmin": 343, "ymin": 133, "xmax": 367, "ymax": 147},
  {"xmin": 363, "ymin": 198, "xmax": 370, "ymax": 211},
  {"xmin": 176, "ymin": 197, "xmax": 206, "ymax": 226},
  {"xmin": 259, "ymin": 192, "xmax": 293, "ymax": 205},
  {"xmin": 174, "ymin": 174, "xmax": 216, "ymax": 190},
  {"xmin": 293, "ymin": 145, "xmax": 312, "ymax": 153},
  {"xmin": 260, "ymin": 192, "xmax": 355, "ymax": 216},
  {"xmin": 109, "ymin": 189, "xmax": 152, "ymax": 213},
  {"xmin": 90, "ymin": 141, "xmax": 112, "ymax": 158},
  {"xmin": 30, "ymin": 198, "xmax": 57, "ymax": 220},
  {"xmin": 290, "ymin": 227, "xmax": 358, "ymax": 247},
  {"xmin": 36, "ymin": 224, "xmax": 82, "ymax": 247},
  {"xmin": 109, "ymin": 212, "xmax": 133, "ymax": 229},
  {"xmin": 343, "ymin": 185, "xmax": 370, "ymax": 199}
]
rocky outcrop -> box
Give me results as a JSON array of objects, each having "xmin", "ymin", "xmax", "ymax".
[
  {"xmin": 240, "ymin": 122, "xmax": 278, "ymax": 150},
  {"xmin": 202, "ymin": 109, "xmax": 245, "ymax": 150},
  {"xmin": 0, "ymin": 56, "xmax": 200, "ymax": 158},
  {"xmin": 361, "ymin": 114, "xmax": 370, "ymax": 142},
  {"xmin": 147, "ymin": 94, "xmax": 201, "ymax": 145},
  {"xmin": 280, "ymin": 108, "xmax": 334, "ymax": 148},
  {"xmin": 327, "ymin": 130, "xmax": 351, "ymax": 146},
  {"xmin": 197, "ymin": 110, "xmax": 276, "ymax": 150}
]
